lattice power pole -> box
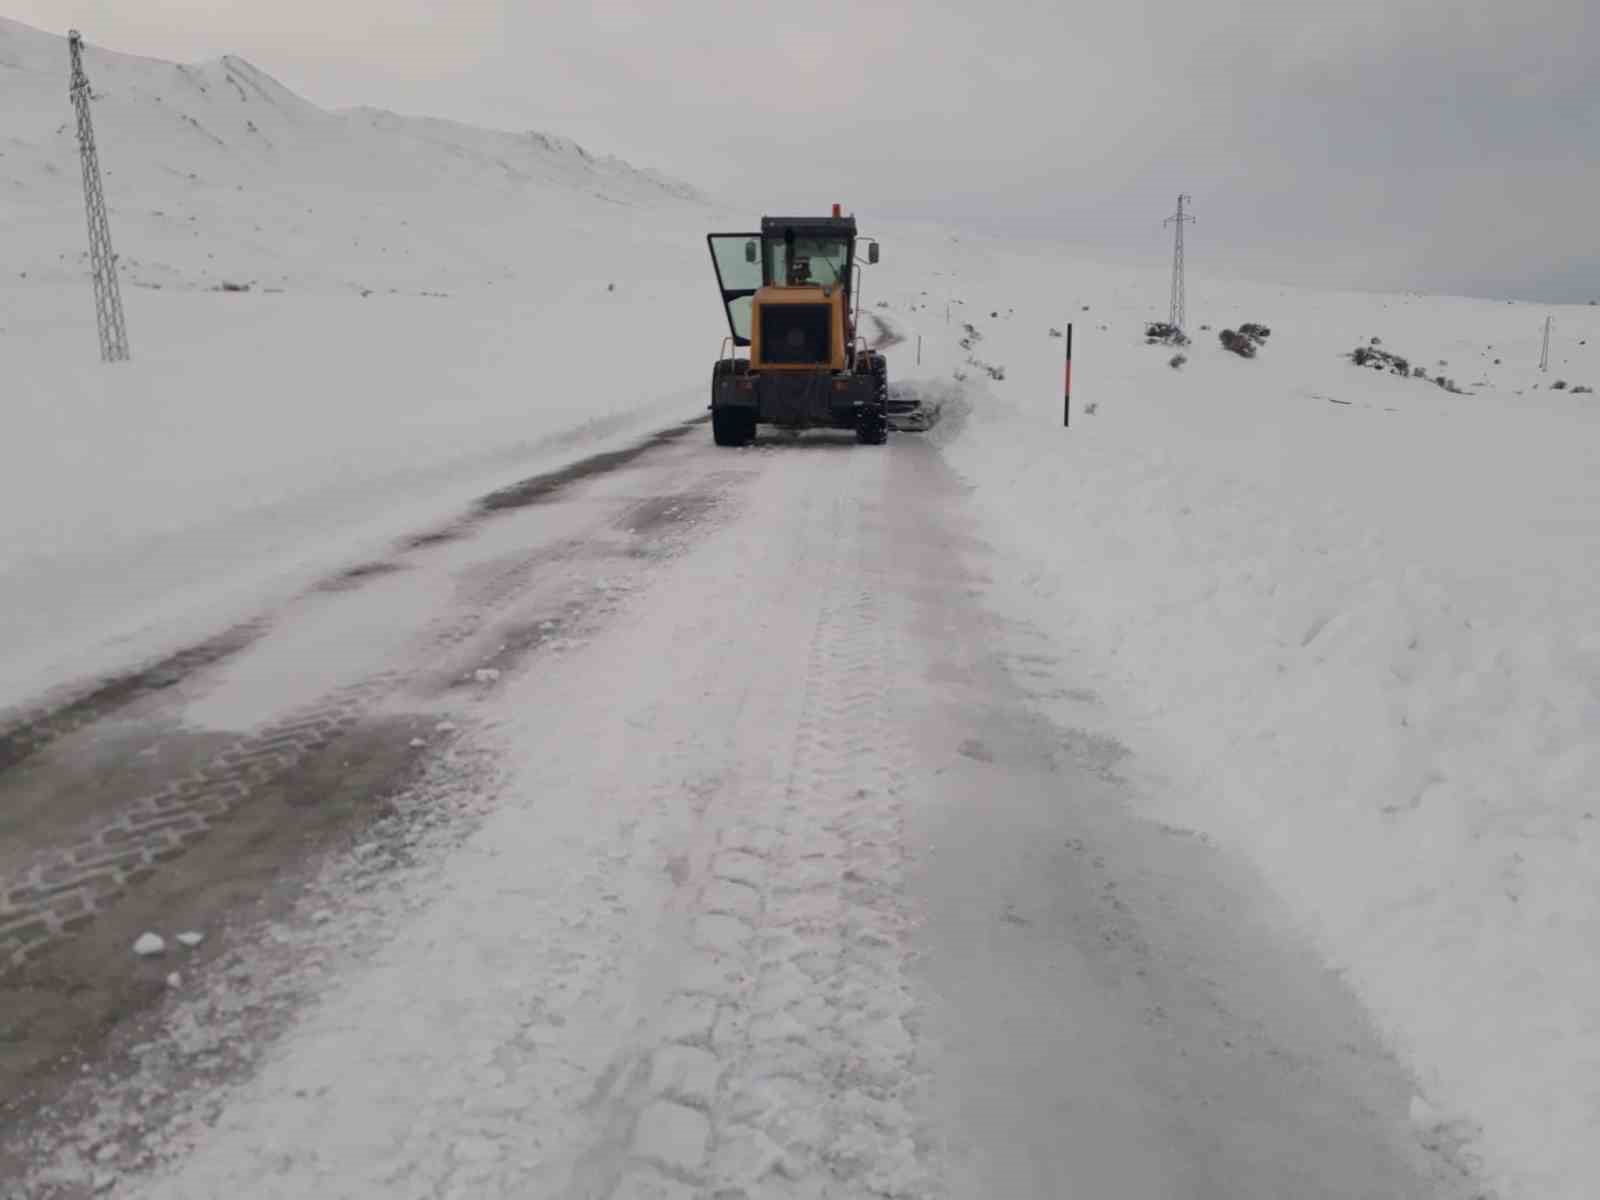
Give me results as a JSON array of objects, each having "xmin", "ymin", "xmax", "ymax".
[
  {"xmin": 1164, "ymin": 193, "xmax": 1194, "ymax": 332},
  {"xmin": 68, "ymin": 30, "xmax": 130, "ymax": 363}
]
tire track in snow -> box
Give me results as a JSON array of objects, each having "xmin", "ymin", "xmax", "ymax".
[
  {"xmin": 603, "ymin": 475, "xmax": 939, "ymax": 1199},
  {"xmin": 0, "ymin": 457, "xmax": 740, "ymax": 972}
]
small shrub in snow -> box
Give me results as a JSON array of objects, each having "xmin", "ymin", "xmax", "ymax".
[
  {"xmin": 1048, "ymin": 327, "xmax": 1063, "ymax": 339},
  {"xmin": 1239, "ymin": 323, "xmax": 1271, "ymax": 341},
  {"xmin": 1572, "ymin": 385, "xmax": 1593, "ymax": 394},
  {"xmin": 1552, "ymin": 380, "xmax": 1568, "ymax": 390},
  {"xmin": 1352, "ymin": 345, "xmax": 1410, "ymax": 375},
  {"xmin": 1370, "ymin": 336, "xmax": 1383, "ymax": 345},
  {"xmin": 1145, "ymin": 322, "xmax": 1189, "ymax": 346},
  {"xmin": 1169, "ymin": 353, "xmax": 1187, "ymax": 369},
  {"xmin": 1219, "ymin": 329, "xmax": 1257, "ymax": 358}
]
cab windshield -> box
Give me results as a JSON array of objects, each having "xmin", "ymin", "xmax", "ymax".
[{"xmin": 765, "ymin": 237, "xmax": 850, "ymax": 288}]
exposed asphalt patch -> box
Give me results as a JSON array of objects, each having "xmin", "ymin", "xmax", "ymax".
[
  {"xmin": 475, "ymin": 417, "xmax": 707, "ymax": 514},
  {"xmin": 400, "ymin": 524, "xmax": 470, "ymax": 551},
  {"xmin": 617, "ymin": 491, "xmax": 720, "ymax": 537},
  {"xmin": 314, "ymin": 561, "xmax": 406, "ymax": 593},
  {"xmin": 3, "ymin": 416, "xmax": 709, "ymax": 787},
  {"xmin": 0, "ymin": 713, "xmax": 440, "ymax": 1154},
  {"xmin": 0, "ymin": 719, "xmax": 236, "ymax": 883},
  {"xmin": 0, "ymin": 623, "xmax": 265, "ymax": 781}
]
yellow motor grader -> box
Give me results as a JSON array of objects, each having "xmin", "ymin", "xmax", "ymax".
[{"xmin": 706, "ymin": 209, "xmax": 887, "ymax": 445}]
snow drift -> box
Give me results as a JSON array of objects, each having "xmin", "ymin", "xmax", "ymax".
[{"xmin": 870, "ymin": 229, "xmax": 1600, "ymax": 1200}]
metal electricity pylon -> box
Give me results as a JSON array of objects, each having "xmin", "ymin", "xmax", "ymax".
[
  {"xmin": 1164, "ymin": 193, "xmax": 1193, "ymax": 332},
  {"xmin": 68, "ymin": 29, "xmax": 130, "ymax": 363}
]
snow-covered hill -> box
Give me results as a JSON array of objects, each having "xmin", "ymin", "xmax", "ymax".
[
  {"xmin": 0, "ymin": 16, "xmax": 703, "ymax": 292},
  {"xmin": 1, "ymin": 17, "xmax": 723, "ymax": 709}
]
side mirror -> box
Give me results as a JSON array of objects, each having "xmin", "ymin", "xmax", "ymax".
[
  {"xmin": 867, "ymin": 242, "xmax": 880, "ymax": 264},
  {"xmin": 745, "ymin": 241, "xmax": 757, "ymax": 263}
]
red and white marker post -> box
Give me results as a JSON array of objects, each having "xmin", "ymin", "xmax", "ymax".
[{"xmin": 1063, "ymin": 323, "xmax": 1073, "ymax": 427}]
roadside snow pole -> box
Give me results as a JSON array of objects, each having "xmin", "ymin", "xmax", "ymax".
[
  {"xmin": 1063, "ymin": 323, "xmax": 1073, "ymax": 427},
  {"xmin": 1541, "ymin": 316, "xmax": 1552, "ymax": 372},
  {"xmin": 68, "ymin": 30, "xmax": 131, "ymax": 364},
  {"xmin": 917, "ymin": 333, "xmax": 922, "ymax": 365}
]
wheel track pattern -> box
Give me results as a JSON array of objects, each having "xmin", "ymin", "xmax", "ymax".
[
  {"xmin": 0, "ymin": 674, "xmax": 397, "ymax": 970},
  {"xmin": 411, "ymin": 478, "xmax": 744, "ymax": 683},
  {"xmin": 1, "ymin": 465, "xmax": 741, "ymax": 974},
  {"xmin": 610, "ymin": 524, "xmax": 939, "ymax": 1198},
  {"xmin": 0, "ymin": 620, "xmax": 266, "ymax": 778}
]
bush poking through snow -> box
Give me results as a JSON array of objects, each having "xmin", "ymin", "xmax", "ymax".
[
  {"xmin": 1573, "ymin": 385, "xmax": 1594, "ymax": 394},
  {"xmin": 1551, "ymin": 380, "xmax": 1568, "ymax": 391},
  {"xmin": 1219, "ymin": 324, "xmax": 1270, "ymax": 358},
  {"xmin": 1048, "ymin": 327, "xmax": 1063, "ymax": 339},
  {"xmin": 1219, "ymin": 329, "xmax": 1257, "ymax": 358},
  {"xmin": 1145, "ymin": 322, "xmax": 1189, "ymax": 346},
  {"xmin": 1352, "ymin": 345, "xmax": 1411, "ymax": 375},
  {"xmin": 1169, "ymin": 353, "xmax": 1187, "ymax": 369}
]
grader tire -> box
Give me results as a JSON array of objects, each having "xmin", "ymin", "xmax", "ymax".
[
  {"xmin": 711, "ymin": 360, "xmax": 755, "ymax": 447},
  {"xmin": 856, "ymin": 356, "xmax": 889, "ymax": 445}
]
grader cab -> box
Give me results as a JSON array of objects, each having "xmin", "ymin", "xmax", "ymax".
[{"xmin": 706, "ymin": 209, "xmax": 887, "ymax": 446}]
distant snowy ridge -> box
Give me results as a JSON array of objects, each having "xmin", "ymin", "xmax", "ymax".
[{"xmin": 0, "ymin": 16, "xmax": 705, "ymax": 291}]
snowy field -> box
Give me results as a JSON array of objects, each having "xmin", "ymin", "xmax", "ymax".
[
  {"xmin": 1, "ymin": 14, "xmax": 719, "ymax": 710},
  {"xmin": 870, "ymin": 231, "xmax": 1600, "ymax": 1199},
  {"xmin": 5, "ymin": 15, "xmax": 1600, "ymax": 1200}
]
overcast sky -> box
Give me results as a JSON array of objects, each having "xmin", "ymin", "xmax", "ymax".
[{"xmin": 11, "ymin": 0, "xmax": 1597, "ymax": 300}]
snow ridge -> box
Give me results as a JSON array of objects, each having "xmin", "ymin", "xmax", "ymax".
[{"xmin": 0, "ymin": 17, "xmax": 704, "ymax": 288}]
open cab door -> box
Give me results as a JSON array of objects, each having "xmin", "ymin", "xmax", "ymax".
[{"xmin": 707, "ymin": 233, "xmax": 763, "ymax": 347}]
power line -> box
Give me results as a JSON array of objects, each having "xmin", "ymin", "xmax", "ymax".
[
  {"xmin": 1164, "ymin": 194, "xmax": 1194, "ymax": 332},
  {"xmin": 68, "ymin": 30, "xmax": 130, "ymax": 363}
]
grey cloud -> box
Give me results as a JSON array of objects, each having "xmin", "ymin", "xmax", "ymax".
[{"xmin": 12, "ymin": 0, "xmax": 1596, "ymax": 299}]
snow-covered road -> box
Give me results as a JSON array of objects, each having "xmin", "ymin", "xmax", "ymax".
[{"xmin": 10, "ymin": 424, "xmax": 1474, "ymax": 1198}]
